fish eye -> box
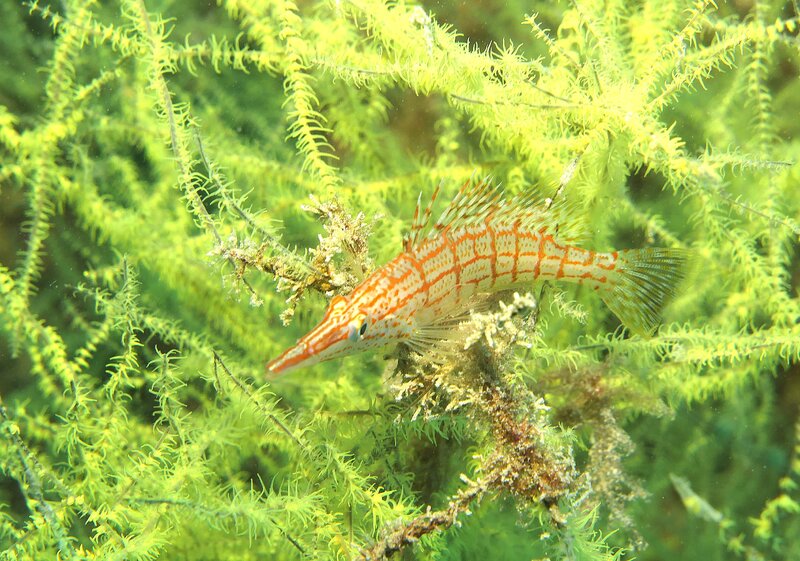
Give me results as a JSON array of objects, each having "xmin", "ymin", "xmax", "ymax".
[{"xmin": 348, "ymin": 317, "xmax": 368, "ymax": 342}]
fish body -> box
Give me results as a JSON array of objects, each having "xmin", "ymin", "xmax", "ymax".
[{"xmin": 267, "ymin": 179, "xmax": 686, "ymax": 375}]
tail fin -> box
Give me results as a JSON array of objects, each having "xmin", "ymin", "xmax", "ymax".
[{"xmin": 600, "ymin": 248, "xmax": 688, "ymax": 336}]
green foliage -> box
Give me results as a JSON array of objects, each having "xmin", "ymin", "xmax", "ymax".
[{"xmin": 1, "ymin": 0, "xmax": 799, "ymax": 559}]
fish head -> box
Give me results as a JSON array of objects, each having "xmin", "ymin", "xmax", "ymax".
[{"xmin": 266, "ymin": 293, "xmax": 409, "ymax": 376}]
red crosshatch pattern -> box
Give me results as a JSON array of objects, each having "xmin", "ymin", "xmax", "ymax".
[{"xmin": 267, "ymin": 178, "xmax": 685, "ymax": 375}]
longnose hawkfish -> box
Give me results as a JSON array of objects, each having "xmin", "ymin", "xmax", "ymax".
[{"xmin": 267, "ymin": 178, "xmax": 686, "ymax": 375}]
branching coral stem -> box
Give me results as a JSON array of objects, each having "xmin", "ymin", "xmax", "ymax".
[
  {"xmin": 132, "ymin": 0, "xmax": 224, "ymax": 244},
  {"xmin": 449, "ymin": 92, "xmax": 582, "ymax": 110},
  {"xmin": 0, "ymin": 400, "xmax": 77, "ymax": 560},
  {"xmin": 358, "ymin": 476, "xmax": 490, "ymax": 561},
  {"xmin": 212, "ymin": 351, "xmax": 305, "ymax": 449},
  {"xmin": 194, "ymin": 129, "xmax": 316, "ymax": 277},
  {"xmin": 127, "ymin": 497, "xmax": 308, "ymax": 556}
]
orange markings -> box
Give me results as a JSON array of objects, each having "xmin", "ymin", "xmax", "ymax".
[
  {"xmin": 556, "ymin": 249, "xmax": 567, "ymax": 279},
  {"xmin": 556, "ymin": 247, "xmax": 600, "ymax": 280},
  {"xmin": 418, "ymin": 236, "xmax": 448, "ymax": 265},
  {"xmin": 512, "ymin": 220, "xmax": 521, "ymax": 283},
  {"xmin": 459, "ymin": 254, "xmax": 493, "ymax": 269},
  {"xmin": 342, "ymin": 220, "xmax": 619, "ymax": 341},
  {"xmin": 266, "ymin": 179, "xmax": 674, "ymax": 376},
  {"xmin": 485, "ymin": 215, "xmax": 497, "ymax": 284},
  {"xmin": 443, "ymin": 231, "xmax": 461, "ymax": 300},
  {"xmin": 534, "ymin": 233, "xmax": 546, "ymax": 278},
  {"xmin": 268, "ymin": 347, "xmax": 309, "ymax": 372},
  {"xmin": 596, "ymin": 251, "xmax": 619, "ymax": 271},
  {"xmin": 402, "ymin": 253, "xmax": 427, "ymax": 285},
  {"xmin": 428, "ymin": 268, "xmax": 456, "ymax": 291}
]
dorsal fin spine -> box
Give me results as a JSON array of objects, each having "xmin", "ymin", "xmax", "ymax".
[{"xmin": 405, "ymin": 175, "xmax": 585, "ymax": 251}]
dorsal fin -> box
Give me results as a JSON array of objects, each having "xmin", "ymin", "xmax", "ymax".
[
  {"xmin": 433, "ymin": 177, "xmax": 503, "ymax": 233},
  {"xmin": 403, "ymin": 184, "xmax": 440, "ymax": 252},
  {"xmin": 404, "ymin": 176, "xmax": 585, "ymax": 250}
]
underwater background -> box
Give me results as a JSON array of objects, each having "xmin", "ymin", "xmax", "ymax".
[{"xmin": 1, "ymin": 0, "xmax": 799, "ymax": 559}]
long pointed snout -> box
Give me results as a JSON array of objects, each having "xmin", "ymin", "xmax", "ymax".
[
  {"xmin": 266, "ymin": 294, "xmax": 357, "ymax": 376},
  {"xmin": 266, "ymin": 321, "xmax": 352, "ymax": 376},
  {"xmin": 266, "ymin": 341, "xmax": 315, "ymax": 376}
]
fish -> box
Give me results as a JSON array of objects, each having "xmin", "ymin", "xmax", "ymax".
[{"xmin": 267, "ymin": 178, "xmax": 687, "ymax": 375}]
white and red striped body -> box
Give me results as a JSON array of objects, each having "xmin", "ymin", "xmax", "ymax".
[
  {"xmin": 356, "ymin": 223, "xmax": 616, "ymax": 331},
  {"xmin": 267, "ymin": 179, "xmax": 685, "ymax": 375}
]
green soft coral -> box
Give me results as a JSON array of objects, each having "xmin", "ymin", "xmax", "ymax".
[{"xmin": 1, "ymin": 0, "xmax": 799, "ymax": 560}]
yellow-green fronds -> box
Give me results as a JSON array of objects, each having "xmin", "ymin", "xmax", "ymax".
[{"xmin": 1, "ymin": 0, "xmax": 799, "ymax": 560}]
